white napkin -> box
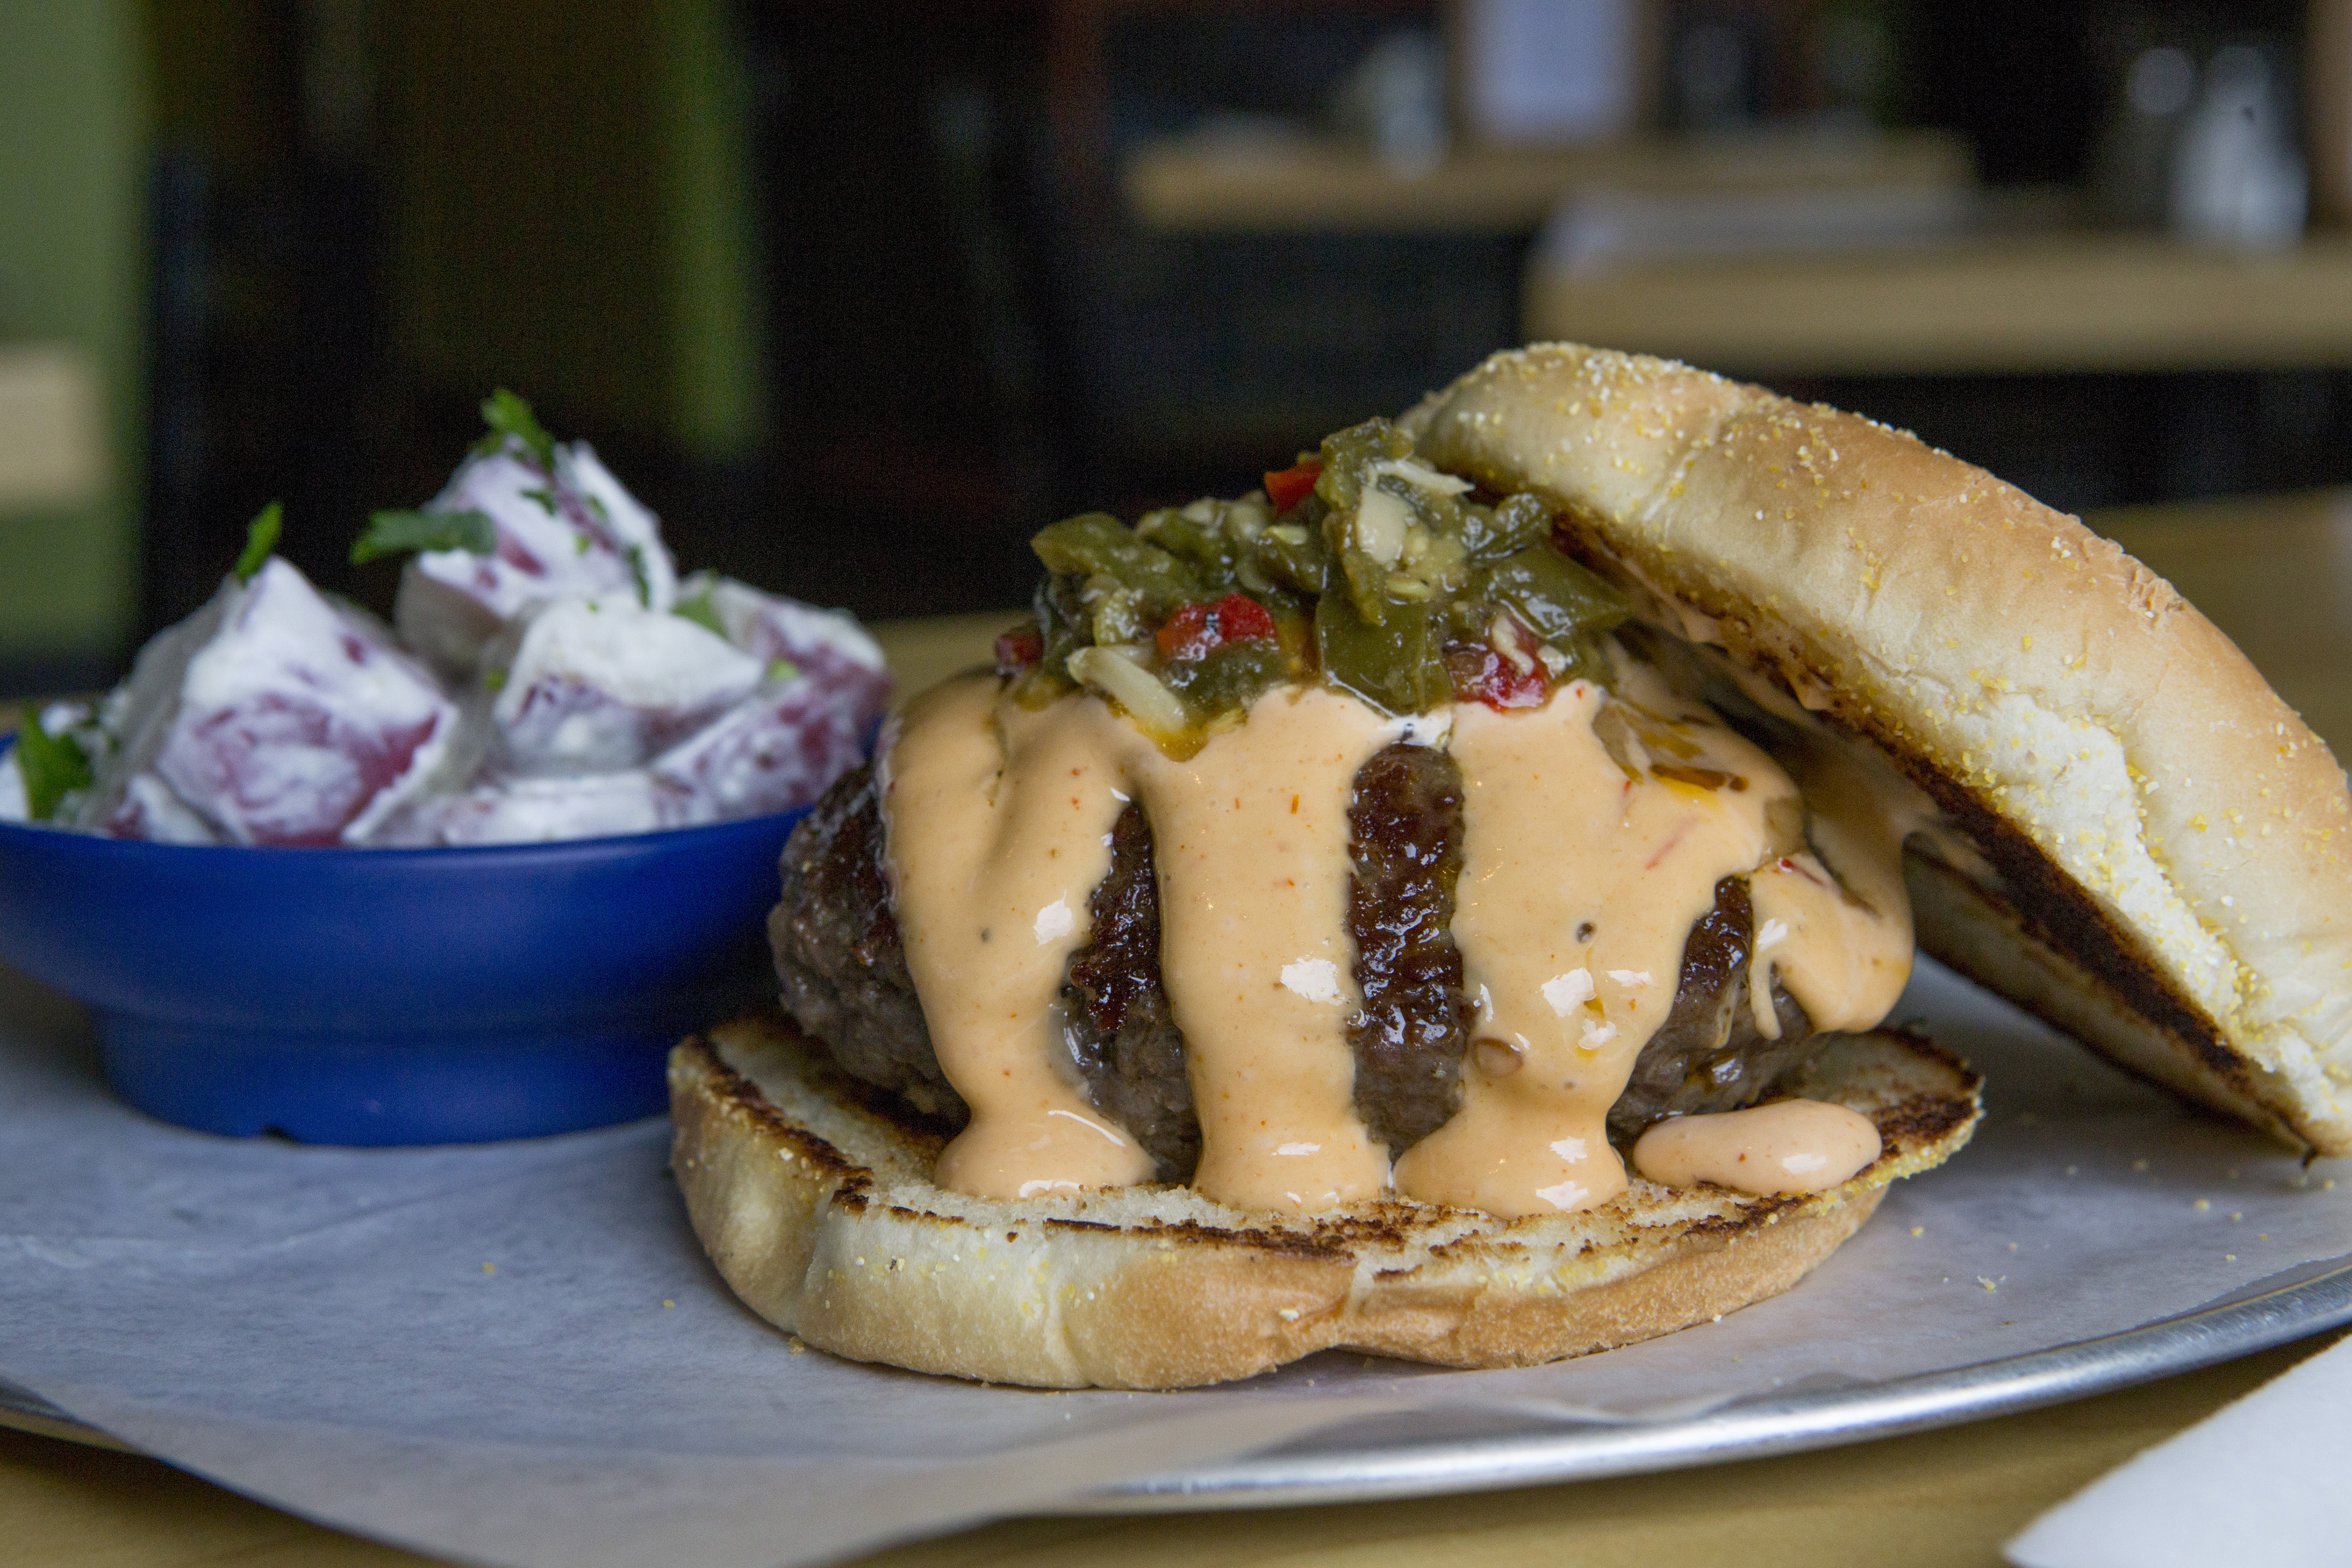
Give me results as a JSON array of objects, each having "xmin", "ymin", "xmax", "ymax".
[{"xmin": 2006, "ymin": 1332, "xmax": 2352, "ymax": 1568}]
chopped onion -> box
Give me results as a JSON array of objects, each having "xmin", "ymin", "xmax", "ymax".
[
  {"xmin": 1354, "ymin": 487, "xmax": 1412, "ymax": 566},
  {"xmin": 1368, "ymin": 456, "xmax": 1473, "ymax": 496},
  {"xmin": 1067, "ymin": 645, "xmax": 1190, "ymax": 736}
]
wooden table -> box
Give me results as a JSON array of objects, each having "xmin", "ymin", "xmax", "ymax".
[
  {"xmin": 1522, "ymin": 233, "xmax": 2352, "ymax": 377},
  {"xmin": 1121, "ymin": 131, "xmax": 1975, "ymax": 235},
  {"xmin": 9, "ymin": 487, "xmax": 2352, "ymax": 1565}
]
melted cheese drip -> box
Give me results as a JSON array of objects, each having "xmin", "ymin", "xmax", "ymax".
[
  {"xmin": 882, "ymin": 676, "xmax": 1152, "ymax": 1197},
  {"xmin": 1393, "ymin": 680, "xmax": 1801, "ymax": 1217},
  {"xmin": 1747, "ymin": 733, "xmax": 1916, "ymax": 1038},
  {"xmin": 1631, "ymin": 1100, "xmax": 1882, "ymax": 1196},
  {"xmin": 883, "ymin": 675, "xmax": 1403, "ymax": 1211},
  {"xmin": 883, "ymin": 647, "xmax": 1916, "ymax": 1217},
  {"xmin": 1138, "ymin": 684, "xmax": 1400, "ymax": 1210}
]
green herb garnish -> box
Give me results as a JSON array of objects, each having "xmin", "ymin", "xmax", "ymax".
[
  {"xmin": 351, "ymin": 508, "xmax": 497, "ymax": 565},
  {"xmin": 764, "ymin": 658, "xmax": 799, "ymax": 684},
  {"xmin": 626, "ymin": 544, "xmax": 652, "ymax": 607},
  {"xmin": 235, "ymin": 502, "xmax": 282, "ymax": 584},
  {"xmin": 473, "ymin": 388, "xmax": 557, "ymax": 470},
  {"xmin": 675, "ymin": 588, "xmax": 725, "ymax": 638},
  {"xmin": 14, "ymin": 714, "xmax": 91, "ymax": 822}
]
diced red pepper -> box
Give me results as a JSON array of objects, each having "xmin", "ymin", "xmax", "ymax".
[
  {"xmin": 1446, "ymin": 644, "xmax": 1546, "ymax": 710},
  {"xmin": 1447, "ymin": 619, "xmax": 1550, "ymax": 711},
  {"xmin": 1264, "ymin": 460, "xmax": 1323, "ymax": 514},
  {"xmin": 1211, "ymin": 592, "xmax": 1276, "ymax": 643},
  {"xmin": 994, "ymin": 624, "xmax": 1044, "ymax": 676},
  {"xmin": 1156, "ymin": 603, "xmax": 1215, "ymax": 662},
  {"xmin": 1154, "ymin": 593, "xmax": 1277, "ymax": 663}
]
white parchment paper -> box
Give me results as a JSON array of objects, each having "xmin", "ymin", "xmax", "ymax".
[
  {"xmin": 3, "ymin": 960, "xmax": 2348, "ymax": 1568},
  {"xmin": 2006, "ymin": 1331, "xmax": 2352, "ymax": 1568}
]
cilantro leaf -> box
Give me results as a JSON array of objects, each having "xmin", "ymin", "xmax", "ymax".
[
  {"xmin": 351, "ymin": 508, "xmax": 497, "ymax": 565},
  {"xmin": 626, "ymin": 544, "xmax": 652, "ymax": 608},
  {"xmin": 674, "ymin": 588, "xmax": 725, "ymax": 638},
  {"xmin": 474, "ymin": 388, "xmax": 557, "ymax": 470},
  {"xmin": 14, "ymin": 714, "xmax": 92, "ymax": 822},
  {"xmin": 764, "ymin": 658, "xmax": 799, "ymax": 685},
  {"xmin": 235, "ymin": 502, "xmax": 282, "ymax": 584}
]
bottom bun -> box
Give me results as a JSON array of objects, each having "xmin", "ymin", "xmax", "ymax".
[{"xmin": 669, "ymin": 1017, "xmax": 1982, "ymax": 1390}]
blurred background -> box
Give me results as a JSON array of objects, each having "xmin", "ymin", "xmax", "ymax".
[{"xmin": 6, "ymin": 0, "xmax": 2352, "ymax": 694}]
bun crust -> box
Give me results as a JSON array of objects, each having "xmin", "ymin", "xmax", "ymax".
[
  {"xmin": 1409, "ymin": 344, "xmax": 2352, "ymax": 1156},
  {"xmin": 670, "ymin": 1016, "xmax": 1979, "ymax": 1390}
]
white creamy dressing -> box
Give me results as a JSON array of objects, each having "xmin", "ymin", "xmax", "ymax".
[
  {"xmin": 63, "ymin": 560, "xmax": 458, "ymax": 846},
  {"xmin": 373, "ymin": 770, "xmax": 669, "ymax": 846},
  {"xmin": 556, "ymin": 442, "xmax": 678, "ymax": 609},
  {"xmin": 396, "ymin": 445, "xmax": 678, "ymax": 675},
  {"xmin": 685, "ymin": 570, "xmax": 893, "ymax": 715},
  {"xmin": 490, "ymin": 598, "xmax": 763, "ymax": 776},
  {"xmin": 881, "ymin": 643, "xmax": 1919, "ymax": 1218}
]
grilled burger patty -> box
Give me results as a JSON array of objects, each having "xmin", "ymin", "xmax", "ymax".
[{"xmin": 771, "ymin": 757, "xmax": 1824, "ymax": 1172}]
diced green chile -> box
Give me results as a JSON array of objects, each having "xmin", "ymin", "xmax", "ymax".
[
  {"xmin": 1311, "ymin": 419, "xmax": 1415, "ymax": 513},
  {"xmin": 1316, "ymin": 591, "xmax": 1451, "ymax": 715},
  {"xmin": 1013, "ymin": 574, "xmax": 1088, "ymax": 707},
  {"xmin": 1248, "ymin": 525, "xmax": 1331, "ymax": 597},
  {"xmin": 1086, "ymin": 582, "xmax": 1150, "ymax": 647},
  {"xmin": 1135, "ymin": 509, "xmax": 1244, "ymax": 584},
  {"xmin": 1457, "ymin": 492, "xmax": 1552, "ymax": 563},
  {"xmin": 1481, "ymin": 546, "xmax": 1631, "ymax": 645},
  {"xmin": 1032, "ymin": 514, "xmax": 1202, "ymax": 609},
  {"xmin": 1161, "ymin": 637, "xmax": 1287, "ymax": 717}
]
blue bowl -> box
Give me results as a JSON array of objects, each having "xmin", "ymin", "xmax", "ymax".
[{"xmin": 0, "ymin": 786, "xmax": 806, "ymax": 1144}]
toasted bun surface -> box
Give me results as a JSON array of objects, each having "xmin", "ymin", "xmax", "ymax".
[
  {"xmin": 670, "ymin": 1016, "xmax": 1978, "ymax": 1390},
  {"xmin": 1407, "ymin": 344, "xmax": 2352, "ymax": 1155}
]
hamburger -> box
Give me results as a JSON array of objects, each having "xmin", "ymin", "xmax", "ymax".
[{"xmin": 669, "ymin": 344, "xmax": 2352, "ymax": 1390}]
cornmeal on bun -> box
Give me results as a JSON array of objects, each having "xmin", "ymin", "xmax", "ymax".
[{"xmin": 670, "ymin": 343, "xmax": 2347, "ymax": 1389}]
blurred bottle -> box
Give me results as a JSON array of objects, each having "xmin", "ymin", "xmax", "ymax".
[
  {"xmin": 1330, "ymin": 30, "xmax": 1449, "ymax": 176},
  {"xmin": 2168, "ymin": 43, "xmax": 2307, "ymax": 247},
  {"xmin": 2093, "ymin": 43, "xmax": 2197, "ymax": 227},
  {"xmin": 1667, "ymin": 11, "xmax": 1766, "ymax": 131},
  {"xmin": 1805, "ymin": 0, "xmax": 1901, "ymax": 128}
]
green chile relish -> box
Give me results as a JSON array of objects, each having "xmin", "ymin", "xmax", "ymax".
[{"xmin": 1001, "ymin": 418, "xmax": 1631, "ymax": 750}]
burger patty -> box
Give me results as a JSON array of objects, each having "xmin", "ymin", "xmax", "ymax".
[
  {"xmin": 769, "ymin": 765, "xmax": 968, "ymax": 1125},
  {"xmin": 1346, "ymin": 742, "xmax": 1471, "ymax": 1153},
  {"xmin": 771, "ymin": 758, "xmax": 1824, "ymax": 1170},
  {"xmin": 1063, "ymin": 801, "xmax": 1196, "ymax": 1179},
  {"xmin": 1604, "ymin": 876, "xmax": 1815, "ymax": 1141}
]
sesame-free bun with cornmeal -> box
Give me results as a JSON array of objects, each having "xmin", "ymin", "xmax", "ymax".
[
  {"xmin": 1406, "ymin": 344, "xmax": 2352, "ymax": 1155},
  {"xmin": 667, "ymin": 341, "xmax": 2347, "ymax": 1391}
]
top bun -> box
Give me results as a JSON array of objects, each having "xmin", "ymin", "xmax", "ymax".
[{"xmin": 1407, "ymin": 343, "xmax": 2352, "ymax": 1155}]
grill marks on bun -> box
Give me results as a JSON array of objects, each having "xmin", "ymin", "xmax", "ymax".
[{"xmin": 669, "ymin": 1016, "xmax": 1982, "ymax": 1388}]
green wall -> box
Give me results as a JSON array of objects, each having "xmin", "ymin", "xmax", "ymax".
[
  {"xmin": 0, "ymin": 0, "xmax": 146, "ymax": 668},
  {"xmin": 384, "ymin": 0, "xmax": 765, "ymax": 458},
  {"xmin": 0, "ymin": 0, "xmax": 763, "ymax": 679}
]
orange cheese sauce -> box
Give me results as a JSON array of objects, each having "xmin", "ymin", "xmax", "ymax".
[
  {"xmin": 880, "ymin": 645, "xmax": 1914, "ymax": 1217},
  {"xmin": 1630, "ymin": 1100, "xmax": 1883, "ymax": 1196}
]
